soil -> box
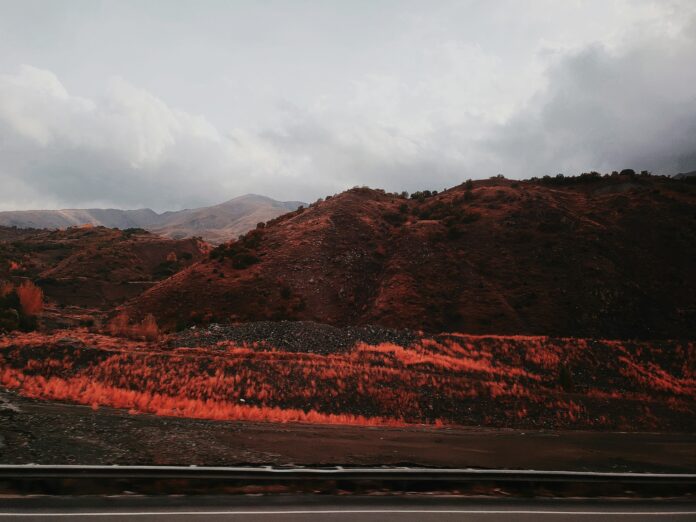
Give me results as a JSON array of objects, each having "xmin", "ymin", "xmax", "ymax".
[{"xmin": 1, "ymin": 390, "xmax": 694, "ymax": 473}]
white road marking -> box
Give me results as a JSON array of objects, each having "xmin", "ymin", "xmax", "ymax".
[{"xmin": 0, "ymin": 509, "xmax": 694, "ymax": 516}]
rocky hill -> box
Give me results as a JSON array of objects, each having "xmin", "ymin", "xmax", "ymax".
[{"xmin": 120, "ymin": 174, "xmax": 696, "ymax": 339}]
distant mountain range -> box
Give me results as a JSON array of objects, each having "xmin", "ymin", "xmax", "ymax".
[{"xmin": 0, "ymin": 194, "xmax": 305, "ymax": 243}]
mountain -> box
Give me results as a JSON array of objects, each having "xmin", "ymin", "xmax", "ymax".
[
  {"xmin": 0, "ymin": 195, "xmax": 305, "ymax": 244},
  {"xmin": 0, "ymin": 208, "xmax": 159, "ymax": 230},
  {"xmin": 148, "ymin": 194, "xmax": 305, "ymax": 244},
  {"xmin": 120, "ymin": 174, "xmax": 696, "ymax": 339},
  {"xmin": 673, "ymin": 170, "xmax": 696, "ymax": 180}
]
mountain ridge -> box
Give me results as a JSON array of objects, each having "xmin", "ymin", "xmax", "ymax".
[{"xmin": 0, "ymin": 194, "xmax": 306, "ymax": 243}]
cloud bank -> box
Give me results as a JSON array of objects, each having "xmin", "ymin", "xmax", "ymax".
[{"xmin": 0, "ymin": 2, "xmax": 694, "ymax": 210}]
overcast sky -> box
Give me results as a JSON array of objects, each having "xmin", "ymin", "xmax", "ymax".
[{"xmin": 1, "ymin": 0, "xmax": 695, "ymax": 211}]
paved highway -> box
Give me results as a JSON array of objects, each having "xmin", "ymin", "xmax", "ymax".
[{"xmin": 1, "ymin": 496, "xmax": 694, "ymax": 521}]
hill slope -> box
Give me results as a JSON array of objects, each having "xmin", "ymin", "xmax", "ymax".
[
  {"xmin": 0, "ymin": 226, "xmax": 208, "ymax": 309},
  {"xmin": 121, "ymin": 175, "xmax": 696, "ymax": 339}
]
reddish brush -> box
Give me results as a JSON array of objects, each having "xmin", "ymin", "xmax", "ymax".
[
  {"xmin": 16, "ymin": 281, "xmax": 43, "ymax": 316},
  {"xmin": 0, "ymin": 281, "xmax": 14, "ymax": 298},
  {"xmin": 136, "ymin": 314, "xmax": 159, "ymax": 341},
  {"xmin": 1, "ymin": 331, "xmax": 694, "ymax": 431},
  {"xmin": 108, "ymin": 312, "xmax": 130, "ymax": 337},
  {"xmin": 108, "ymin": 312, "xmax": 159, "ymax": 341}
]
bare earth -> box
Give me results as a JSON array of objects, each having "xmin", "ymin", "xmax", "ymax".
[{"xmin": 1, "ymin": 391, "xmax": 694, "ymax": 472}]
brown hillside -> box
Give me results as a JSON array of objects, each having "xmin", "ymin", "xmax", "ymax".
[
  {"xmin": 121, "ymin": 175, "xmax": 696, "ymax": 339},
  {"xmin": 0, "ymin": 226, "xmax": 208, "ymax": 309}
]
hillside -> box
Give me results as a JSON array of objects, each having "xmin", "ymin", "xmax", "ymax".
[
  {"xmin": 0, "ymin": 195, "xmax": 305, "ymax": 244},
  {"xmin": 121, "ymin": 174, "xmax": 696, "ymax": 339},
  {"xmin": 0, "ymin": 226, "xmax": 208, "ymax": 310}
]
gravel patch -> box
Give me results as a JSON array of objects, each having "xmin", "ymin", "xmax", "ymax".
[{"xmin": 169, "ymin": 320, "xmax": 418, "ymax": 354}]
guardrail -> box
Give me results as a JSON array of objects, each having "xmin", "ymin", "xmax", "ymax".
[{"xmin": 1, "ymin": 465, "xmax": 695, "ymax": 482}]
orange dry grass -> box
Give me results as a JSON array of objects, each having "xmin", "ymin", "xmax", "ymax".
[
  {"xmin": 16, "ymin": 281, "xmax": 43, "ymax": 316},
  {"xmin": 0, "ymin": 368, "xmax": 403, "ymax": 427},
  {"xmin": 135, "ymin": 314, "xmax": 159, "ymax": 341},
  {"xmin": 1, "ymin": 330, "xmax": 693, "ymax": 430},
  {"xmin": 108, "ymin": 312, "xmax": 130, "ymax": 337},
  {"xmin": 108, "ymin": 312, "xmax": 159, "ymax": 341}
]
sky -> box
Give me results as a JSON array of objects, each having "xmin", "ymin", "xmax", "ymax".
[{"xmin": 0, "ymin": 0, "xmax": 695, "ymax": 211}]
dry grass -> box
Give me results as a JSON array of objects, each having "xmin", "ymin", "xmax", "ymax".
[
  {"xmin": 108, "ymin": 312, "xmax": 159, "ymax": 341},
  {"xmin": 16, "ymin": 280, "xmax": 43, "ymax": 316},
  {"xmin": 1, "ymin": 330, "xmax": 693, "ymax": 430}
]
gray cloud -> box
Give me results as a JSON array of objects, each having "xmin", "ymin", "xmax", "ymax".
[
  {"xmin": 484, "ymin": 20, "xmax": 696, "ymax": 177},
  {"xmin": 0, "ymin": 1, "xmax": 694, "ymax": 210}
]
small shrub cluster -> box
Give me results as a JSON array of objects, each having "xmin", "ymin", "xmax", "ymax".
[
  {"xmin": 410, "ymin": 190, "xmax": 439, "ymax": 202},
  {"xmin": 210, "ymin": 229, "xmax": 264, "ymax": 269},
  {"xmin": 531, "ymin": 170, "xmax": 658, "ymax": 186},
  {"xmin": 122, "ymin": 228, "xmax": 148, "ymax": 237},
  {"xmin": 108, "ymin": 312, "xmax": 159, "ymax": 341},
  {"xmin": 0, "ymin": 280, "xmax": 43, "ymax": 332},
  {"xmin": 382, "ymin": 211, "xmax": 407, "ymax": 226}
]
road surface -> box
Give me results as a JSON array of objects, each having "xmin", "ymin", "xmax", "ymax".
[{"xmin": 1, "ymin": 496, "xmax": 694, "ymax": 521}]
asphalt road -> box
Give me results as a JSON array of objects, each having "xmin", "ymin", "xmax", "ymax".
[{"xmin": 0, "ymin": 496, "xmax": 694, "ymax": 521}]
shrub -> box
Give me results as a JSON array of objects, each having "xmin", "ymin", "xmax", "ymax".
[
  {"xmin": 383, "ymin": 211, "xmax": 406, "ymax": 226},
  {"xmin": 16, "ymin": 280, "xmax": 43, "ymax": 316},
  {"xmin": 410, "ymin": 190, "xmax": 435, "ymax": 201},
  {"xmin": 137, "ymin": 314, "xmax": 159, "ymax": 342},
  {"xmin": 109, "ymin": 312, "xmax": 130, "ymax": 337},
  {"xmin": 154, "ymin": 260, "xmax": 177, "ymax": 278},
  {"xmin": 123, "ymin": 228, "xmax": 148, "ymax": 237},
  {"xmin": 559, "ymin": 365, "xmax": 574, "ymax": 392},
  {"xmin": 231, "ymin": 252, "xmax": 260, "ymax": 269},
  {"xmin": 108, "ymin": 312, "xmax": 159, "ymax": 341},
  {"xmin": 210, "ymin": 230, "xmax": 263, "ymax": 269},
  {"xmin": 0, "ymin": 307, "xmax": 20, "ymax": 332},
  {"xmin": 0, "ymin": 281, "xmax": 14, "ymax": 298},
  {"xmin": 0, "ymin": 282, "xmax": 29, "ymax": 332}
]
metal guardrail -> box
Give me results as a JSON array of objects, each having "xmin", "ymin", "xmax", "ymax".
[{"xmin": 1, "ymin": 465, "xmax": 694, "ymax": 484}]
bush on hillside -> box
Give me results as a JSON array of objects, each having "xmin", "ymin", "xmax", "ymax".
[
  {"xmin": 0, "ymin": 280, "xmax": 42, "ymax": 332},
  {"xmin": 210, "ymin": 229, "xmax": 264, "ymax": 269}
]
